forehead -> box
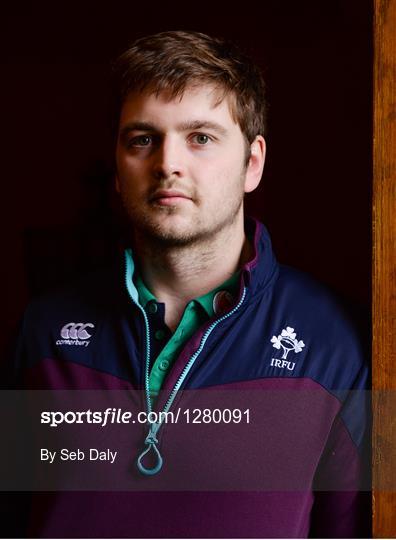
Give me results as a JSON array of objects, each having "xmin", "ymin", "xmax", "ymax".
[{"xmin": 118, "ymin": 84, "xmax": 239, "ymax": 130}]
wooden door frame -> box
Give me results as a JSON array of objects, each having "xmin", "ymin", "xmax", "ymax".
[{"xmin": 373, "ymin": 0, "xmax": 396, "ymax": 536}]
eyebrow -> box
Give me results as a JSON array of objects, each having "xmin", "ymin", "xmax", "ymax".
[{"xmin": 119, "ymin": 120, "xmax": 228, "ymax": 139}]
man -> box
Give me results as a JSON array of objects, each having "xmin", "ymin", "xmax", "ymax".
[{"xmin": 13, "ymin": 31, "xmax": 369, "ymax": 537}]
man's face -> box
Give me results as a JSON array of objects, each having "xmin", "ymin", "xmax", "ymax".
[{"xmin": 115, "ymin": 84, "xmax": 255, "ymax": 246}]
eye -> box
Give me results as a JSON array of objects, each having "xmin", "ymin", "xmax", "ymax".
[
  {"xmin": 128, "ymin": 135, "xmax": 152, "ymax": 147},
  {"xmin": 191, "ymin": 133, "xmax": 211, "ymax": 145}
]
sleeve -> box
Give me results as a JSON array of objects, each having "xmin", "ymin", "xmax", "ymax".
[{"xmin": 309, "ymin": 361, "xmax": 371, "ymax": 538}]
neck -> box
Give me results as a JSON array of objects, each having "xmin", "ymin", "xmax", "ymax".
[{"xmin": 133, "ymin": 215, "xmax": 252, "ymax": 331}]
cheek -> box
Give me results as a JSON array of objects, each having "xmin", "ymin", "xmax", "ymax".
[
  {"xmin": 205, "ymin": 158, "xmax": 245, "ymax": 194},
  {"xmin": 115, "ymin": 167, "xmax": 142, "ymax": 202},
  {"xmin": 117, "ymin": 157, "xmax": 147, "ymax": 189},
  {"xmin": 117, "ymin": 153, "xmax": 139, "ymax": 176}
]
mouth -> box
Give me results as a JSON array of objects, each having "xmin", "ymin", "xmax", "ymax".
[{"xmin": 150, "ymin": 190, "xmax": 193, "ymax": 206}]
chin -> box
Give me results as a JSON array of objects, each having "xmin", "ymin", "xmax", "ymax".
[
  {"xmin": 131, "ymin": 214, "xmax": 200, "ymax": 246},
  {"xmin": 129, "ymin": 205, "xmax": 242, "ymax": 247},
  {"xmin": 146, "ymin": 224, "xmax": 202, "ymax": 247}
]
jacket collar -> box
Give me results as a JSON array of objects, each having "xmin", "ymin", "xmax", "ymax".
[{"xmin": 241, "ymin": 217, "xmax": 279, "ymax": 299}]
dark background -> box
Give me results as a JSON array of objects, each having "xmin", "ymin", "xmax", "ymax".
[{"xmin": 1, "ymin": 0, "xmax": 372, "ymax": 357}]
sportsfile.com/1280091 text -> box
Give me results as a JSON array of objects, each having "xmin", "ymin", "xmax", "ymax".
[{"xmin": 40, "ymin": 408, "xmax": 250, "ymax": 427}]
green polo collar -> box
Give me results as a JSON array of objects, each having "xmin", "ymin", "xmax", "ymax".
[{"xmin": 134, "ymin": 271, "xmax": 239, "ymax": 318}]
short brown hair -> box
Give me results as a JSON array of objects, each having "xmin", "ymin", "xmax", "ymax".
[{"xmin": 113, "ymin": 31, "xmax": 267, "ymax": 149}]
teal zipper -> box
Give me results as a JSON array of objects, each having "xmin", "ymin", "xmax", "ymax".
[{"xmin": 124, "ymin": 250, "xmax": 247, "ymax": 476}]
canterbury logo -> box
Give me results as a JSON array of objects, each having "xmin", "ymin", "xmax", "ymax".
[
  {"xmin": 61, "ymin": 322, "xmax": 94, "ymax": 340},
  {"xmin": 56, "ymin": 322, "xmax": 95, "ymax": 347}
]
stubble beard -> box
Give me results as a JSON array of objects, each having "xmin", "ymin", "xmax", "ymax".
[{"xmin": 121, "ymin": 183, "xmax": 245, "ymax": 249}]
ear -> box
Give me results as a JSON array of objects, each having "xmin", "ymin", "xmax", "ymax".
[{"xmin": 244, "ymin": 135, "xmax": 266, "ymax": 193}]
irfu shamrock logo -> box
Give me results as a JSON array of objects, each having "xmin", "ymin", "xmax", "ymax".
[{"xmin": 271, "ymin": 326, "xmax": 305, "ymax": 359}]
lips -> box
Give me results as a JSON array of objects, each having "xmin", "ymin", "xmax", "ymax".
[{"xmin": 150, "ymin": 189, "xmax": 192, "ymax": 202}]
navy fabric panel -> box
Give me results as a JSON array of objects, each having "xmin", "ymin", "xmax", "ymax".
[
  {"xmin": 16, "ymin": 260, "xmax": 145, "ymax": 385},
  {"xmin": 185, "ymin": 264, "xmax": 365, "ymax": 391}
]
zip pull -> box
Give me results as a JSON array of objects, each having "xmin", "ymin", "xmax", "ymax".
[{"xmin": 136, "ymin": 424, "xmax": 163, "ymax": 476}]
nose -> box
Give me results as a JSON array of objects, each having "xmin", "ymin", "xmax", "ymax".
[{"xmin": 152, "ymin": 135, "xmax": 185, "ymax": 180}]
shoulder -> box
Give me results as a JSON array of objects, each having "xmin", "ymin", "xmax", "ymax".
[
  {"xmin": 275, "ymin": 264, "xmax": 365, "ymax": 336},
  {"xmin": 21, "ymin": 260, "xmax": 126, "ymax": 333},
  {"xmin": 267, "ymin": 264, "xmax": 369, "ymax": 388}
]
